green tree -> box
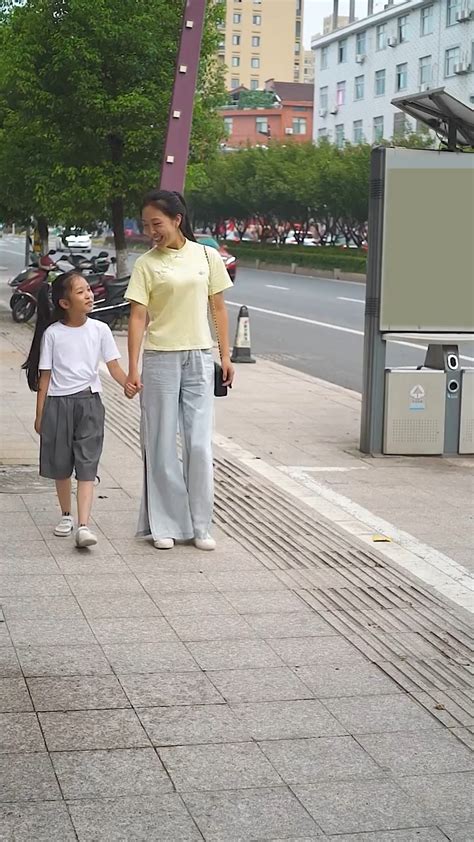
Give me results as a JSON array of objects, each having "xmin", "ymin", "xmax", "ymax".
[{"xmin": 0, "ymin": 0, "xmax": 225, "ymax": 271}]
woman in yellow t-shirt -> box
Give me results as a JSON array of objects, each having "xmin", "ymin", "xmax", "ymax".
[{"xmin": 125, "ymin": 190, "xmax": 234, "ymax": 550}]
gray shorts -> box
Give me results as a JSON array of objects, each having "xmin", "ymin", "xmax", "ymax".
[{"xmin": 40, "ymin": 389, "xmax": 105, "ymax": 482}]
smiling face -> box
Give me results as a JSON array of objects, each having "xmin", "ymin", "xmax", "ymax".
[
  {"xmin": 141, "ymin": 204, "xmax": 183, "ymax": 249},
  {"xmin": 59, "ymin": 275, "xmax": 94, "ymax": 317}
]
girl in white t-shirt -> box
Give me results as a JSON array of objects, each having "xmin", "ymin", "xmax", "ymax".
[{"xmin": 23, "ymin": 272, "xmax": 136, "ymax": 548}]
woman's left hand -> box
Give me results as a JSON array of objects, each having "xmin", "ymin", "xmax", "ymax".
[{"xmin": 221, "ymin": 357, "xmax": 235, "ymax": 388}]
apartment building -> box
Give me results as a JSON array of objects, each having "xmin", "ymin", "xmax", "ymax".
[
  {"xmin": 311, "ymin": 0, "xmax": 474, "ymax": 145},
  {"xmin": 219, "ymin": 79, "xmax": 314, "ymax": 147},
  {"xmin": 303, "ymin": 49, "xmax": 315, "ymax": 82},
  {"xmin": 218, "ymin": 0, "xmax": 304, "ymax": 89}
]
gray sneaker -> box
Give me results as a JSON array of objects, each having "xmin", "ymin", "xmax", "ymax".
[{"xmin": 75, "ymin": 526, "xmax": 98, "ymax": 548}]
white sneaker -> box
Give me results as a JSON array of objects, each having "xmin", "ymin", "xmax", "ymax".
[
  {"xmin": 54, "ymin": 515, "xmax": 74, "ymax": 537},
  {"xmin": 153, "ymin": 538, "xmax": 175, "ymax": 550},
  {"xmin": 75, "ymin": 526, "xmax": 98, "ymax": 548},
  {"xmin": 194, "ymin": 536, "xmax": 216, "ymax": 551}
]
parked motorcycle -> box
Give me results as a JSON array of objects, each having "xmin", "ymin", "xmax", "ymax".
[{"xmin": 89, "ymin": 276, "xmax": 131, "ymax": 330}]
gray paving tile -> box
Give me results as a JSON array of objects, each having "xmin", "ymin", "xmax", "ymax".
[
  {"xmin": 259, "ymin": 735, "xmax": 381, "ymax": 784},
  {"xmin": 0, "ymin": 574, "xmax": 69, "ymax": 597},
  {"xmin": 208, "ymin": 667, "xmax": 314, "ymax": 703},
  {"xmin": 396, "ymin": 772, "xmax": 474, "ymax": 823},
  {"xmin": 52, "ymin": 748, "xmax": 172, "ymax": 799},
  {"xmin": 137, "ymin": 571, "xmax": 214, "ymax": 593},
  {"xmin": 205, "ymin": 571, "xmax": 285, "ymax": 591},
  {"xmin": 268, "ymin": 636, "xmax": 366, "ymax": 666},
  {"xmin": 102, "ymin": 640, "xmax": 198, "ymax": 673},
  {"xmin": 0, "ymin": 556, "xmax": 59, "ymax": 575},
  {"xmin": 0, "ymin": 647, "xmax": 21, "ymax": 677},
  {"xmin": 223, "ymin": 590, "xmax": 308, "ymax": 614},
  {"xmin": 54, "ymin": 555, "xmax": 131, "ymax": 575},
  {"xmin": 0, "ymin": 677, "xmax": 32, "ymax": 712},
  {"xmin": 89, "ymin": 616, "xmax": 178, "ymax": 644},
  {"xmin": 0, "ymin": 494, "xmax": 27, "ymax": 512},
  {"xmin": 167, "ymin": 613, "xmax": 258, "ymax": 641},
  {"xmin": 0, "ymin": 802, "xmax": 76, "ymax": 841},
  {"xmin": 324, "ymin": 693, "xmax": 441, "ymax": 734},
  {"xmin": 66, "ymin": 573, "xmax": 144, "ymax": 595},
  {"xmin": 39, "ymin": 708, "xmax": 151, "ymax": 751},
  {"xmin": 358, "ymin": 729, "xmax": 474, "ymax": 775},
  {"xmin": 16, "ymin": 644, "xmax": 112, "ymax": 677},
  {"xmin": 7, "ymin": 617, "xmax": 96, "ymax": 646},
  {"xmin": 119, "ymin": 671, "xmax": 223, "ymax": 707},
  {"xmin": 187, "ymin": 639, "xmax": 285, "ymax": 670},
  {"xmin": 0, "ymin": 623, "xmax": 10, "ymax": 646},
  {"xmin": 27, "ymin": 675, "xmax": 130, "ymax": 711},
  {"xmin": 332, "ymin": 831, "xmax": 448, "ymax": 841},
  {"xmin": 182, "ymin": 787, "xmax": 323, "ymax": 840},
  {"xmin": 0, "ymin": 753, "xmax": 60, "ymax": 801},
  {"xmin": 137, "ymin": 703, "xmax": 250, "ymax": 746},
  {"xmin": 75, "ymin": 591, "xmax": 162, "ymax": 619},
  {"xmin": 231, "ymin": 699, "xmax": 347, "ymax": 740},
  {"xmin": 293, "ymin": 778, "xmax": 434, "ymax": 835},
  {"xmin": 243, "ymin": 611, "xmax": 337, "ymax": 638},
  {"xmin": 0, "ymin": 711, "xmax": 45, "ymax": 753},
  {"xmin": 153, "ymin": 590, "xmax": 238, "ymax": 617},
  {"xmin": 0, "ymin": 595, "xmax": 84, "ymax": 620},
  {"xmin": 440, "ymin": 822, "xmax": 474, "ymax": 841},
  {"xmin": 0, "ymin": 542, "xmax": 53, "ymax": 560},
  {"xmin": 295, "ymin": 662, "xmax": 397, "ymax": 698},
  {"xmin": 68, "ymin": 794, "xmax": 203, "ymax": 841},
  {"xmin": 159, "ymin": 741, "xmax": 282, "ymax": 792}
]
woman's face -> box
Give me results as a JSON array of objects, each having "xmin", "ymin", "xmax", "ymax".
[{"xmin": 142, "ymin": 205, "xmax": 181, "ymax": 248}]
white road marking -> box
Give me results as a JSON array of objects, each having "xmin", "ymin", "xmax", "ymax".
[
  {"xmin": 227, "ymin": 301, "xmax": 474, "ymax": 363},
  {"xmin": 266, "ymin": 284, "xmax": 289, "ymax": 291},
  {"xmin": 213, "ymin": 433, "xmax": 474, "ymax": 612},
  {"xmin": 338, "ymin": 296, "xmax": 364, "ymax": 304}
]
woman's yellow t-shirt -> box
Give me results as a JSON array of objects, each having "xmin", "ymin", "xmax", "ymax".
[{"xmin": 125, "ymin": 239, "xmax": 233, "ymax": 351}]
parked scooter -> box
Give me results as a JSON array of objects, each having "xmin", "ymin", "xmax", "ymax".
[{"xmin": 89, "ymin": 276, "xmax": 131, "ymax": 330}]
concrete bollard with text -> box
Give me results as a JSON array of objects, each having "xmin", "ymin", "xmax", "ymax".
[{"xmin": 231, "ymin": 305, "xmax": 256, "ymax": 364}]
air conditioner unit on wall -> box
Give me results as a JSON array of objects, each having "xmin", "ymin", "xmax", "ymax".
[
  {"xmin": 285, "ymin": 127, "xmax": 294, "ymax": 134},
  {"xmin": 319, "ymin": 108, "xmax": 327, "ymax": 117},
  {"xmin": 355, "ymin": 53, "xmax": 366, "ymax": 64},
  {"xmin": 329, "ymin": 105, "xmax": 338, "ymax": 114},
  {"xmin": 419, "ymin": 83, "xmax": 431, "ymax": 92},
  {"xmin": 454, "ymin": 61, "xmax": 471, "ymax": 74},
  {"xmin": 456, "ymin": 7, "xmax": 472, "ymax": 22},
  {"xmin": 387, "ymin": 36, "xmax": 398, "ymax": 47}
]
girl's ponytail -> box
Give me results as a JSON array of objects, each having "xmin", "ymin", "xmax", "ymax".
[{"xmin": 22, "ymin": 271, "xmax": 79, "ymax": 391}]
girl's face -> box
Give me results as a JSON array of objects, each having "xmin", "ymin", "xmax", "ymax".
[
  {"xmin": 60, "ymin": 276, "xmax": 94, "ymax": 316},
  {"xmin": 142, "ymin": 205, "xmax": 181, "ymax": 248}
]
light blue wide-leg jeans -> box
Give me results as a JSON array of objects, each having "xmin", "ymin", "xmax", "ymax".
[{"xmin": 138, "ymin": 350, "xmax": 214, "ymax": 541}]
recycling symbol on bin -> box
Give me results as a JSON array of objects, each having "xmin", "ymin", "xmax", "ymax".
[{"xmin": 409, "ymin": 384, "xmax": 425, "ymax": 410}]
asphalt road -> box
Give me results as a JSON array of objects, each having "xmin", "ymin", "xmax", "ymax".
[{"xmin": 1, "ymin": 235, "xmax": 472, "ymax": 392}]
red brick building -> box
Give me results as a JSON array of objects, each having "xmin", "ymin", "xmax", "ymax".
[{"xmin": 219, "ymin": 80, "xmax": 314, "ymax": 149}]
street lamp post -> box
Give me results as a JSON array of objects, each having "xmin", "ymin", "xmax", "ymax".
[{"xmin": 160, "ymin": 0, "xmax": 207, "ymax": 193}]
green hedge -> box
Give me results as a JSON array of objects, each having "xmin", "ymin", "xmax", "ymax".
[{"xmin": 227, "ymin": 241, "xmax": 367, "ymax": 274}]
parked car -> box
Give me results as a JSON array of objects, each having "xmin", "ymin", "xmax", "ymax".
[
  {"xmin": 55, "ymin": 229, "xmax": 92, "ymax": 252},
  {"xmin": 195, "ymin": 234, "xmax": 237, "ymax": 283}
]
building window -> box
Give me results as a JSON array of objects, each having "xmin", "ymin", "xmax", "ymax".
[
  {"xmin": 252, "ymin": 36, "xmax": 260, "ymax": 47},
  {"xmin": 338, "ymin": 39, "xmax": 347, "ymax": 63},
  {"xmin": 356, "ymin": 31, "xmax": 367, "ymax": 56},
  {"xmin": 223, "ymin": 117, "xmax": 233, "ymax": 136},
  {"xmin": 232, "ymin": 56, "xmax": 240, "ymax": 67},
  {"xmin": 231, "ymin": 78, "xmax": 240, "ymax": 89},
  {"xmin": 353, "ymin": 120, "xmax": 364, "ymax": 143},
  {"xmin": 419, "ymin": 55, "xmax": 432, "ymax": 87},
  {"xmin": 420, "ymin": 4, "xmax": 434, "ymax": 36},
  {"xmin": 375, "ymin": 69, "xmax": 386, "ymax": 96},
  {"xmin": 396, "ymin": 63, "xmax": 408, "ymax": 91},
  {"xmin": 447, "ymin": 0, "xmax": 460, "ymax": 27},
  {"xmin": 376, "ymin": 24, "xmax": 386, "ymax": 51},
  {"xmin": 445, "ymin": 46, "xmax": 460, "ymax": 76},
  {"xmin": 233, "ymin": 13, "xmax": 241, "ymax": 25},
  {"xmin": 321, "ymin": 46, "xmax": 328, "ymax": 70},
  {"xmin": 393, "ymin": 112, "xmax": 408, "ymax": 137},
  {"xmin": 318, "ymin": 128, "xmax": 328, "ymax": 140},
  {"xmin": 256, "ymin": 116, "xmax": 268, "ymax": 134},
  {"xmin": 293, "ymin": 118, "xmax": 307, "ymax": 135},
  {"xmin": 373, "ymin": 116, "xmax": 384, "ymax": 142},
  {"xmin": 295, "ymin": 20, "xmax": 301, "ymax": 39},
  {"xmin": 335, "ymin": 124, "xmax": 345, "ymax": 148},
  {"xmin": 398, "ymin": 15, "xmax": 409, "ymax": 43},
  {"xmin": 336, "ymin": 81, "xmax": 346, "ymax": 106},
  {"xmin": 354, "ymin": 74, "xmax": 365, "ymax": 100},
  {"xmin": 251, "ymin": 57, "xmax": 260, "ymax": 68},
  {"xmin": 232, "ymin": 34, "xmax": 241, "ymax": 46},
  {"xmin": 319, "ymin": 86, "xmax": 328, "ymax": 110},
  {"xmin": 253, "ymin": 14, "xmax": 261, "ymax": 25},
  {"xmin": 250, "ymin": 79, "xmax": 259, "ymax": 90}
]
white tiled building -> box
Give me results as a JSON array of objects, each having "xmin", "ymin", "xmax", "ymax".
[{"xmin": 312, "ymin": 0, "xmax": 474, "ymax": 145}]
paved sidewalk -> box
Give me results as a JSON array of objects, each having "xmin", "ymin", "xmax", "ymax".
[{"xmin": 0, "ymin": 318, "xmax": 473, "ymax": 841}]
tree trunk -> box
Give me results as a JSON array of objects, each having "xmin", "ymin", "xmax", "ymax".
[
  {"xmin": 111, "ymin": 196, "xmax": 128, "ymax": 277},
  {"xmin": 37, "ymin": 216, "xmax": 49, "ymax": 255}
]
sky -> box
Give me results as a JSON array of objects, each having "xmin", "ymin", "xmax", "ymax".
[{"xmin": 303, "ymin": 0, "xmax": 406, "ymax": 46}]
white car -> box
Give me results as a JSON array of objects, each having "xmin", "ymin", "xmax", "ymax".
[{"xmin": 56, "ymin": 230, "xmax": 92, "ymax": 252}]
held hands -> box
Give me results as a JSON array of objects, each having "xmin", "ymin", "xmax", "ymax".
[{"xmin": 124, "ymin": 371, "xmax": 143, "ymax": 400}]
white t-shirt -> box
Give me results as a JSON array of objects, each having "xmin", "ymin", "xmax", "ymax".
[{"xmin": 39, "ymin": 318, "xmax": 120, "ymax": 396}]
